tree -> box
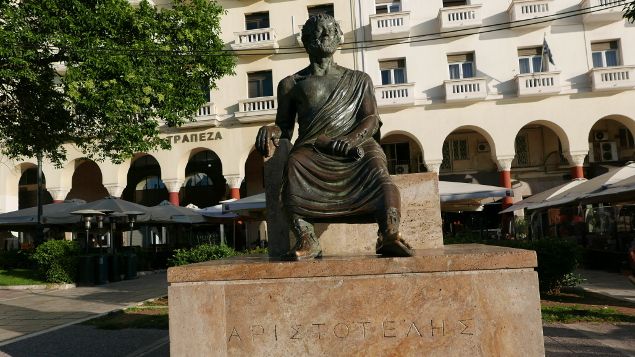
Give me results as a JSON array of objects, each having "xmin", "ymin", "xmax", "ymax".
[
  {"xmin": 625, "ymin": 1, "xmax": 635, "ymax": 23},
  {"xmin": 0, "ymin": 0, "xmax": 234, "ymax": 166}
]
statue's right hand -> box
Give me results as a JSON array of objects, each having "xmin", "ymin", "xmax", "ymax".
[{"xmin": 256, "ymin": 126, "xmax": 282, "ymax": 157}]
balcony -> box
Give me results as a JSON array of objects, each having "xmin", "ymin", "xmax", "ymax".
[
  {"xmin": 438, "ymin": 5, "xmax": 482, "ymax": 35},
  {"xmin": 235, "ymin": 96, "xmax": 277, "ymax": 123},
  {"xmin": 444, "ymin": 78, "xmax": 488, "ymax": 102},
  {"xmin": 508, "ymin": 0, "xmax": 554, "ymax": 28},
  {"xmin": 370, "ymin": 12, "xmax": 411, "ymax": 40},
  {"xmin": 589, "ymin": 66, "xmax": 635, "ymax": 91},
  {"xmin": 516, "ymin": 72, "xmax": 561, "ymax": 97},
  {"xmin": 195, "ymin": 102, "xmax": 217, "ymax": 119},
  {"xmin": 375, "ymin": 83, "xmax": 416, "ymax": 107},
  {"xmin": 580, "ymin": 0, "xmax": 627, "ymax": 23},
  {"xmin": 231, "ymin": 28, "xmax": 278, "ymax": 51}
]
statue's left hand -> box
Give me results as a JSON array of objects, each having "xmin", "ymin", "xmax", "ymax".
[{"xmin": 330, "ymin": 137, "xmax": 352, "ymax": 156}]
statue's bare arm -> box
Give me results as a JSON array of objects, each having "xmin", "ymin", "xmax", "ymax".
[
  {"xmin": 256, "ymin": 76, "xmax": 296, "ymax": 157},
  {"xmin": 330, "ymin": 74, "xmax": 380, "ymax": 156}
]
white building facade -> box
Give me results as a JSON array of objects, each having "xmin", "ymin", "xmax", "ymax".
[{"xmin": 2, "ymin": 0, "xmax": 634, "ymax": 230}]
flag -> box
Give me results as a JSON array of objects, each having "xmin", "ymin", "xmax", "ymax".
[{"xmin": 542, "ymin": 37, "xmax": 555, "ymax": 66}]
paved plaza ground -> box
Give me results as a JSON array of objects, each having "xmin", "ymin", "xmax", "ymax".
[{"xmin": 0, "ymin": 269, "xmax": 632, "ymax": 356}]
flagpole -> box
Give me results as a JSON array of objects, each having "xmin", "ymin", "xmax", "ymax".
[{"xmin": 541, "ymin": 33, "xmax": 546, "ymax": 72}]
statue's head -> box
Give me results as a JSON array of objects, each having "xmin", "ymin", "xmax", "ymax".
[{"xmin": 301, "ymin": 13, "xmax": 343, "ymax": 57}]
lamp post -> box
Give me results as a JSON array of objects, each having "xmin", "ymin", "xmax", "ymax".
[
  {"xmin": 122, "ymin": 211, "xmax": 143, "ymax": 280},
  {"xmin": 124, "ymin": 211, "xmax": 144, "ymax": 247}
]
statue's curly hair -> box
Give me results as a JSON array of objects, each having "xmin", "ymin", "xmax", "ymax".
[{"xmin": 301, "ymin": 13, "xmax": 343, "ymax": 49}]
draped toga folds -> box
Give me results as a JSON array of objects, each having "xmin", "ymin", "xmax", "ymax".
[{"xmin": 278, "ymin": 68, "xmax": 394, "ymax": 221}]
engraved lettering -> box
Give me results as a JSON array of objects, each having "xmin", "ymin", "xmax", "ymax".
[
  {"xmin": 207, "ymin": 132, "xmax": 214, "ymax": 141},
  {"xmin": 165, "ymin": 136, "xmax": 173, "ymax": 144},
  {"xmin": 290, "ymin": 325, "xmax": 302, "ymax": 340},
  {"xmin": 356, "ymin": 321, "xmax": 371, "ymax": 339},
  {"xmin": 459, "ymin": 319, "xmax": 474, "ymax": 335},
  {"xmin": 274, "ymin": 325, "xmax": 278, "ymax": 341},
  {"xmin": 199, "ymin": 133, "xmax": 206, "ymax": 141},
  {"xmin": 250, "ymin": 325, "xmax": 264, "ymax": 341},
  {"xmin": 173, "ymin": 135, "xmax": 181, "ymax": 144},
  {"xmin": 333, "ymin": 323, "xmax": 350, "ymax": 339},
  {"xmin": 383, "ymin": 320, "xmax": 396, "ymax": 338},
  {"xmin": 190, "ymin": 134, "xmax": 198, "ymax": 142},
  {"xmin": 431, "ymin": 320, "xmax": 445, "ymax": 337},
  {"xmin": 312, "ymin": 323, "xmax": 325, "ymax": 339},
  {"xmin": 182, "ymin": 134, "xmax": 190, "ymax": 143},
  {"xmin": 406, "ymin": 322, "xmax": 422, "ymax": 337},
  {"xmin": 228, "ymin": 327, "xmax": 241, "ymax": 342},
  {"xmin": 215, "ymin": 132, "xmax": 223, "ymax": 140}
]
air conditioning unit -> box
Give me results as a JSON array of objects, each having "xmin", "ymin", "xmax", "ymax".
[
  {"xmin": 395, "ymin": 164, "xmax": 409, "ymax": 175},
  {"xmin": 476, "ymin": 142, "xmax": 490, "ymax": 153},
  {"xmin": 599, "ymin": 141, "xmax": 618, "ymax": 162},
  {"xmin": 594, "ymin": 131, "xmax": 610, "ymax": 142}
]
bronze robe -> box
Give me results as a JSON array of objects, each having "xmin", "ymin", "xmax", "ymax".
[{"xmin": 280, "ymin": 69, "xmax": 393, "ymax": 221}]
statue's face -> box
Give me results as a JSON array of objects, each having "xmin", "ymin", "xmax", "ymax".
[{"xmin": 304, "ymin": 20, "xmax": 341, "ymax": 57}]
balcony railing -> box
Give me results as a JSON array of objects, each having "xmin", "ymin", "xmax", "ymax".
[
  {"xmin": 438, "ymin": 5, "xmax": 482, "ymax": 35},
  {"xmin": 580, "ymin": 0, "xmax": 627, "ymax": 23},
  {"xmin": 515, "ymin": 71, "xmax": 561, "ymax": 97},
  {"xmin": 508, "ymin": 0, "xmax": 553, "ymax": 27},
  {"xmin": 589, "ymin": 66, "xmax": 635, "ymax": 91},
  {"xmin": 195, "ymin": 102, "xmax": 216, "ymax": 119},
  {"xmin": 231, "ymin": 28, "xmax": 278, "ymax": 51},
  {"xmin": 235, "ymin": 96, "xmax": 277, "ymax": 123},
  {"xmin": 370, "ymin": 11, "xmax": 411, "ymax": 40},
  {"xmin": 375, "ymin": 83, "xmax": 415, "ymax": 107},
  {"xmin": 444, "ymin": 78, "xmax": 488, "ymax": 102}
]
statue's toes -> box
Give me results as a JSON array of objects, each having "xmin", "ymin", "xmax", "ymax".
[{"xmin": 377, "ymin": 240, "xmax": 414, "ymax": 257}]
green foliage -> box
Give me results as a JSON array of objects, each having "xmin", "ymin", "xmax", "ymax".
[
  {"xmin": 0, "ymin": 268, "xmax": 47, "ymax": 286},
  {"xmin": 625, "ymin": 1, "xmax": 635, "ymax": 23},
  {"xmin": 242, "ymin": 246, "xmax": 268, "ymax": 255},
  {"xmin": 445, "ymin": 235, "xmax": 582, "ymax": 293},
  {"xmin": 31, "ymin": 239, "xmax": 80, "ymax": 283},
  {"xmin": 0, "ymin": 0, "xmax": 235, "ymax": 165},
  {"xmin": 168, "ymin": 244, "xmax": 236, "ymax": 267},
  {"xmin": 541, "ymin": 305, "xmax": 635, "ymax": 323},
  {"xmin": 0, "ymin": 249, "xmax": 34, "ymax": 269}
]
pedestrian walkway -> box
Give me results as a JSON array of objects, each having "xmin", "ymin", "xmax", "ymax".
[
  {"xmin": 0, "ymin": 271, "xmax": 167, "ymax": 345},
  {"xmin": 577, "ymin": 269, "xmax": 635, "ymax": 303}
]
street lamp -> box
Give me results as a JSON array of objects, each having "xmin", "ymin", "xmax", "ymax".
[{"xmin": 71, "ymin": 209, "xmax": 105, "ymax": 253}]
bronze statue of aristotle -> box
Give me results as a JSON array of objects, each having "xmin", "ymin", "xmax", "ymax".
[{"xmin": 256, "ymin": 14, "xmax": 413, "ymax": 260}]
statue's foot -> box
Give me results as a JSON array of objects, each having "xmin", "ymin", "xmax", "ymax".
[
  {"xmin": 376, "ymin": 232, "xmax": 414, "ymax": 257},
  {"xmin": 281, "ymin": 235, "xmax": 322, "ymax": 261}
]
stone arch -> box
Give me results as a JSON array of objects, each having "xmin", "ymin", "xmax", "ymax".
[
  {"xmin": 66, "ymin": 159, "xmax": 109, "ymax": 202},
  {"xmin": 438, "ymin": 125, "xmax": 499, "ymax": 183},
  {"xmin": 17, "ymin": 163, "xmax": 52, "ymax": 209},
  {"xmin": 122, "ymin": 154, "xmax": 168, "ymax": 206},
  {"xmin": 511, "ymin": 121, "xmax": 572, "ymax": 171},
  {"xmin": 180, "ymin": 148, "xmax": 225, "ymax": 208},
  {"xmin": 380, "ymin": 130, "xmax": 426, "ymax": 174},
  {"xmin": 587, "ymin": 114, "xmax": 635, "ymax": 165},
  {"xmin": 244, "ymin": 146, "xmax": 264, "ymax": 197}
]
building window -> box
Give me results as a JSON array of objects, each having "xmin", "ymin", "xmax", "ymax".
[
  {"xmin": 248, "ymin": 71, "xmax": 273, "ymax": 98},
  {"xmin": 443, "ymin": 0, "xmax": 468, "ymax": 7},
  {"xmin": 619, "ymin": 128, "xmax": 635, "ymax": 149},
  {"xmin": 379, "ymin": 59, "xmax": 407, "ymax": 85},
  {"xmin": 514, "ymin": 134, "xmax": 530, "ymax": 167},
  {"xmin": 382, "ymin": 142, "xmax": 410, "ymax": 174},
  {"xmin": 245, "ymin": 12, "xmax": 270, "ymax": 30},
  {"xmin": 136, "ymin": 176, "xmax": 165, "ymax": 191},
  {"xmin": 375, "ymin": 0, "xmax": 401, "ymax": 14},
  {"xmin": 441, "ymin": 139, "xmax": 468, "ymax": 171},
  {"xmin": 308, "ymin": 4, "xmax": 334, "ymax": 18},
  {"xmin": 518, "ymin": 47, "xmax": 544, "ymax": 74},
  {"xmin": 591, "ymin": 40, "xmax": 619, "ymax": 68},
  {"xmin": 184, "ymin": 173, "xmax": 213, "ymax": 187},
  {"xmin": 447, "ymin": 53, "xmax": 474, "ymax": 79}
]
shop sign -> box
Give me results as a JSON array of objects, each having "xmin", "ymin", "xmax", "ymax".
[{"xmin": 165, "ymin": 131, "xmax": 223, "ymax": 145}]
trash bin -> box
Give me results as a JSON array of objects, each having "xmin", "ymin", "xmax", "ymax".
[
  {"xmin": 108, "ymin": 254, "xmax": 122, "ymax": 282},
  {"xmin": 94, "ymin": 254, "xmax": 109, "ymax": 285},
  {"xmin": 77, "ymin": 255, "xmax": 95, "ymax": 285},
  {"xmin": 123, "ymin": 252, "xmax": 138, "ymax": 280}
]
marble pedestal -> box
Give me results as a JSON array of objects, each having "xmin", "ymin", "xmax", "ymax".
[{"xmin": 168, "ymin": 245, "xmax": 545, "ymax": 356}]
